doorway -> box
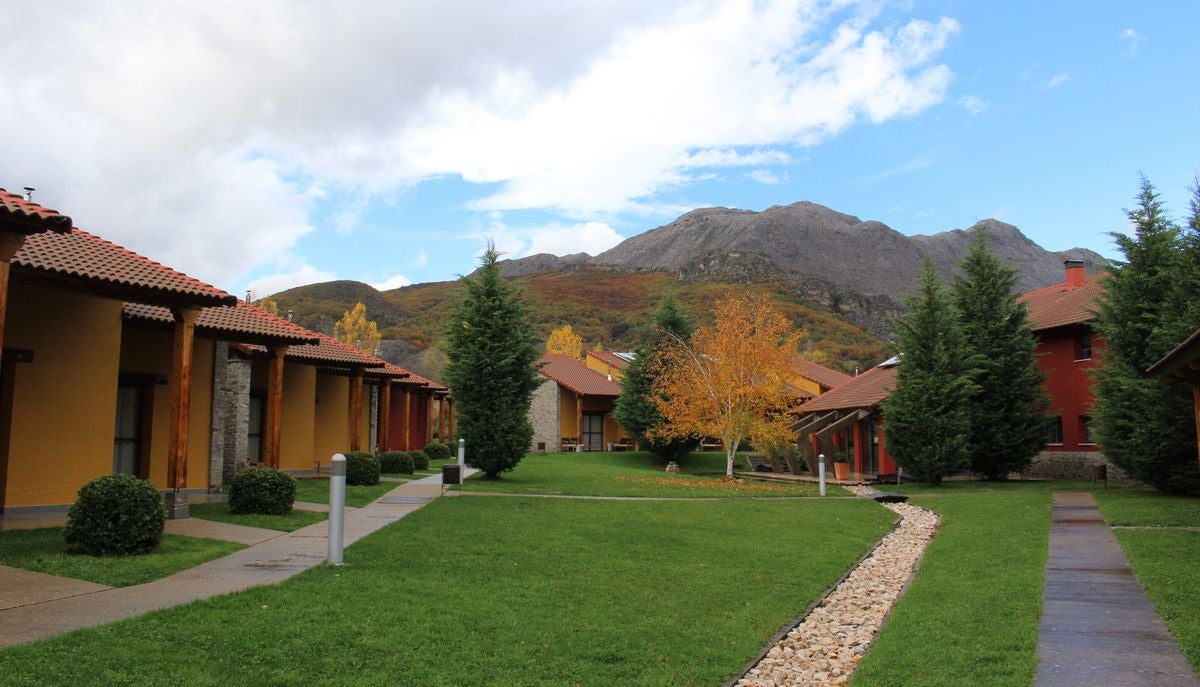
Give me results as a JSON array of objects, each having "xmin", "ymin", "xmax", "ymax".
[{"xmin": 582, "ymin": 413, "xmax": 605, "ymax": 451}]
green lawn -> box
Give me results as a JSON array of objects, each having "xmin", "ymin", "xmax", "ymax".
[
  {"xmin": 0, "ymin": 496, "xmax": 893, "ymax": 686},
  {"xmin": 187, "ymin": 502, "xmax": 328, "ymax": 532},
  {"xmin": 0, "ymin": 528, "xmax": 243, "ymax": 588},
  {"xmin": 292, "ymin": 478, "xmax": 398, "ymax": 507},
  {"xmin": 851, "ymin": 490, "xmax": 1051, "ymax": 687},
  {"xmin": 462, "ymin": 451, "xmax": 843, "ymax": 497},
  {"xmin": 1095, "ymin": 489, "xmax": 1200, "ymax": 527}
]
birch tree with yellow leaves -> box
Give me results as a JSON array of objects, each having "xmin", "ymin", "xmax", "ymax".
[
  {"xmin": 649, "ymin": 293, "xmax": 801, "ymax": 478},
  {"xmin": 334, "ymin": 302, "xmax": 382, "ymax": 355},
  {"xmin": 546, "ymin": 324, "xmax": 583, "ymax": 359}
]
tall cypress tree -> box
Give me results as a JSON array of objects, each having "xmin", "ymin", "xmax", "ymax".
[
  {"xmin": 441, "ymin": 244, "xmax": 543, "ymax": 479},
  {"xmin": 882, "ymin": 260, "xmax": 976, "ymax": 485},
  {"xmin": 614, "ymin": 294, "xmax": 698, "ymax": 461},
  {"xmin": 953, "ymin": 233, "xmax": 1049, "ymax": 479},
  {"xmin": 1093, "ymin": 178, "xmax": 1200, "ymax": 493}
]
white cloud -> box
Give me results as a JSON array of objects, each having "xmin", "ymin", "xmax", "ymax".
[
  {"xmin": 0, "ymin": 1, "xmax": 961, "ymax": 285},
  {"xmin": 957, "ymin": 95, "xmax": 987, "ymax": 114},
  {"xmin": 1121, "ymin": 29, "xmax": 1144, "ymax": 55},
  {"xmin": 747, "ymin": 169, "xmax": 788, "ymax": 185},
  {"xmin": 371, "ymin": 274, "xmax": 414, "ymax": 291},
  {"xmin": 527, "ymin": 222, "xmax": 624, "ymax": 256},
  {"xmin": 413, "ymin": 250, "xmax": 429, "ymax": 268},
  {"xmin": 1047, "ymin": 72, "xmax": 1070, "ymax": 89},
  {"xmin": 247, "ymin": 264, "xmax": 338, "ymax": 297},
  {"xmin": 858, "ymin": 155, "xmax": 934, "ymax": 185}
]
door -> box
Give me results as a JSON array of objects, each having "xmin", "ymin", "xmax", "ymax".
[
  {"xmin": 113, "ymin": 384, "xmax": 144, "ymax": 476},
  {"xmin": 582, "ymin": 413, "xmax": 605, "ymax": 451}
]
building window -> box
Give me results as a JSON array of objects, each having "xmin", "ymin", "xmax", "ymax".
[
  {"xmin": 1047, "ymin": 416, "xmax": 1063, "ymax": 445},
  {"xmin": 113, "ymin": 384, "xmax": 144, "ymax": 476},
  {"xmin": 1080, "ymin": 415, "xmax": 1095, "ymax": 444},
  {"xmin": 1075, "ymin": 329, "xmax": 1093, "ymax": 360},
  {"xmin": 248, "ymin": 391, "xmax": 265, "ymax": 462}
]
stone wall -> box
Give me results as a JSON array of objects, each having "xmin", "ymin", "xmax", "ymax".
[
  {"xmin": 529, "ymin": 380, "xmax": 560, "ymax": 452},
  {"xmin": 218, "ymin": 350, "xmax": 251, "ymax": 483},
  {"xmin": 1024, "ymin": 450, "xmax": 1135, "ymax": 483}
]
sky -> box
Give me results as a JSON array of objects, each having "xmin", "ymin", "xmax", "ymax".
[{"xmin": 3, "ymin": 1, "xmax": 1198, "ymax": 297}]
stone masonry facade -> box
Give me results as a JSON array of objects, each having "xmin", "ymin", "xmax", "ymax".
[
  {"xmin": 1024, "ymin": 450, "xmax": 1134, "ymax": 482},
  {"xmin": 528, "ymin": 380, "xmax": 560, "ymax": 452}
]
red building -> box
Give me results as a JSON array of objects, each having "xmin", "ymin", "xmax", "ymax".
[
  {"xmin": 792, "ymin": 359, "xmax": 899, "ymax": 480},
  {"xmin": 1017, "ymin": 260, "xmax": 1107, "ymax": 476}
]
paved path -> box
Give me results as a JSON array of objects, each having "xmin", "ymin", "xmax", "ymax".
[
  {"xmin": 0, "ymin": 469, "xmax": 474, "ymax": 648},
  {"xmin": 1034, "ymin": 491, "xmax": 1199, "ymax": 686}
]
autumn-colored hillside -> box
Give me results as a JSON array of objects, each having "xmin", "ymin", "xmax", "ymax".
[{"xmin": 272, "ymin": 269, "xmax": 893, "ymax": 379}]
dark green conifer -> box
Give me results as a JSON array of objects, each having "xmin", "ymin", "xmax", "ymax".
[
  {"xmin": 882, "ymin": 260, "xmax": 975, "ymax": 484},
  {"xmin": 441, "ymin": 243, "xmax": 543, "ymax": 479},
  {"xmin": 953, "ymin": 233, "xmax": 1049, "ymax": 479}
]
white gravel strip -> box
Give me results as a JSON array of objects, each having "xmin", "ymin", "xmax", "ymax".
[{"xmin": 737, "ymin": 486, "xmax": 939, "ymax": 687}]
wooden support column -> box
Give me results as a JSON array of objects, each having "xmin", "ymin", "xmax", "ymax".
[
  {"xmin": 377, "ymin": 381, "xmax": 391, "ymax": 452},
  {"xmin": 166, "ymin": 307, "xmax": 200, "ymax": 518},
  {"xmin": 402, "ymin": 388, "xmax": 412, "ymax": 450},
  {"xmin": 263, "ymin": 345, "xmax": 288, "ymax": 468},
  {"xmin": 425, "ymin": 393, "xmax": 434, "ymax": 446},
  {"xmin": 576, "ymin": 392, "xmax": 584, "ymax": 452},
  {"xmin": 447, "ymin": 400, "xmax": 455, "ymax": 441},
  {"xmin": 439, "ymin": 396, "xmax": 449, "ymax": 441},
  {"xmin": 350, "ymin": 368, "xmax": 365, "ymax": 452},
  {"xmin": 0, "ymin": 232, "xmax": 28, "ymax": 364}
]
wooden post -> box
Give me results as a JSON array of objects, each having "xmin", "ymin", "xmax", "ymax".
[
  {"xmin": 576, "ymin": 392, "xmax": 584, "ymax": 452},
  {"xmin": 0, "ymin": 232, "xmax": 27, "ymax": 364},
  {"xmin": 263, "ymin": 345, "xmax": 288, "ymax": 468},
  {"xmin": 439, "ymin": 396, "xmax": 449, "ymax": 441},
  {"xmin": 425, "ymin": 393, "xmax": 434, "ymax": 446},
  {"xmin": 402, "ymin": 388, "xmax": 411, "ymax": 450},
  {"xmin": 349, "ymin": 368, "xmax": 364, "ymax": 452},
  {"xmin": 166, "ymin": 307, "xmax": 200, "ymax": 516},
  {"xmin": 377, "ymin": 381, "xmax": 391, "ymax": 452},
  {"xmin": 447, "ymin": 399, "xmax": 455, "ymax": 440}
]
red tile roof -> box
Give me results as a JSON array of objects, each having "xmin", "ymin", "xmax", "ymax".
[
  {"xmin": 0, "ymin": 188, "xmax": 73, "ymax": 235},
  {"xmin": 1147, "ymin": 326, "xmax": 1200, "ymax": 381},
  {"xmin": 123, "ymin": 301, "xmax": 320, "ymax": 346},
  {"xmin": 797, "ymin": 363, "xmax": 898, "ymax": 413},
  {"xmin": 13, "ymin": 228, "xmax": 235, "ymax": 307},
  {"xmin": 287, "ymin": 332, "xmax": 385, "ymax": 367},
  {"xmin": 793, "ymin": 357, "xmax": 852, "ymax": 390},
  {"xmin": 1018, "ymin": 273, "xmax": 1107, "ymax": 332},
  {"xmin": 540, "ymin": 353, "xmax": 622, "ymax": 397},
  {"xmin": 587, "ymin": 350, "xmax": 631, "ymax": 371}
]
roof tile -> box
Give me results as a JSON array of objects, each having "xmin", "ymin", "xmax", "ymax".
[
  {"xmin": 797, "ymin": 363, "xmax": 898, "ymax": 413},
  {"xmin": 540, "ymin": 353, "xmax": 622, "ymax": 397},
  {"xmin": 793, "ymin": 357, "xmax": 852, "ymax": 390},
  {"xmin": 14, "ymin": 228, "xmax": 234, "ymax": 306},
  {"xmin": 124, "ymin": 301, "xmax": 320, "ymax": 346},
  {"xmin": 586, "ymin": 350, "xmax": 631, "ymax": 371},
  {"xmin": 1017, "ymin": 273, "xmax": 1107, "ymax": 331},
  {"xmin": 0, "ymin": 188, "xmax": 73, "ymax": 234}
]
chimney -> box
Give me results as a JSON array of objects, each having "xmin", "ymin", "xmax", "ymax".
[
  {"xmin": 23, "ymin": 186, "xmax": 34, "ymax": 201},
  {"xmin": 1064, "ymin": 260, "xmax": 1085, "ymax": 289},
  {"xmin": 245, "ymin": 289, "xmax": 253, "ymax": 303},
  {"xmin": 287, "ymin": 309, "xmax": 294, "ymax": 322}
]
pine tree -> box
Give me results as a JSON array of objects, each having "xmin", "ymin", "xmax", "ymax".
[
  {"xmin": 882, "ymin": 260, "xmax": 975, "ymax": 485},
  {"xmin": 613, "ymin": 294, "xmax": 697, "ymax": 461},
  {"xmin": 953, "ymin": 233, "xmax": 1049, "ymax": 479},
  {"xmin": 441, "ymin": 244, "xmax": 543, "ymax": 479},
  {"xmin": 1093, "ymin": 178, "xmax": 1200, "ymax": 493}
]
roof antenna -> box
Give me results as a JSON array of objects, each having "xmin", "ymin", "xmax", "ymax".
[{"xmin": 23, "ymin": 186, "xmax": 34, "ymax": 201}]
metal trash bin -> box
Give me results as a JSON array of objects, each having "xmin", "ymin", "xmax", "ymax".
[
  {"xmin": 442, "ymin": 463, "xmax": 462, "ymax": 486},
  {"xmin": 1093, "ymin": 463, "xmax": 1107, "ymax": 487}
]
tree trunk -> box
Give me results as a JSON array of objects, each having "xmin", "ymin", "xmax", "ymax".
[{"xmin": 725, "ymin": 439, "xmax": 737, "ymax": 478}]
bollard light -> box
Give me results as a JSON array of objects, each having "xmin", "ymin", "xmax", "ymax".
[
  {"xmin": 328, "ymin": 453, "xmax": 346, "ymax": 565},
  {"xmin": 458, "ymin": 437, "xmax": 465, "ymax": 468},
  {"xmin": 818, "ymin": 453, "xmax": 826, "ymax": 497}
]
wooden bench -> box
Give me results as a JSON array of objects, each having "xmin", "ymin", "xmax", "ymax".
[
  {"xmin": 699, "ymin": 437, "xmax": 723, "ymax": 452},
  {"xmin": 560, "ymin": 437, "xmax": 579, "ymax": 452},
  {"xmin": 610, "ymin": 437, "xmax": 636, "ymax": 451},
  {"xmin": 745, "ymin": 453, "xmax": 791, "ymax": 473}
]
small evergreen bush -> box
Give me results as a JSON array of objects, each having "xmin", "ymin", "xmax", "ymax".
[
  {"xmin": 379, "ymin": 451, "xmax": 415, "ymax": 475},
  {"xmin": 229, "ymin": 467, "xmax": 296, "ymax": 515},
  {"xmin": 345, "ymin": 451, "xmax": 381, "ymax": 486},
  {"xmin": 423, "ymin": 441, "xmax": 451, "ymax": 461},
  {"xmin": 64, "ymin": 475, "xmax": 166, "ymax": 556},
  {"xmin": 410, "ymin": 450, "xmax": 430, "ymax": 471}
]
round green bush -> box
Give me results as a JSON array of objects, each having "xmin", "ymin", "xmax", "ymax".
[
  {"xmin": 229, "ymin": 467, "xmax": 296, "ymax": 515},
  {"xmin": 409, "ymin": 450, "xmax": 430, "ymax": 471},
  {"xmin": 345, "ymin": 451, "xmax": 381, "ymax": 486},
  {"xmin": 379, "ymin": 451, "xmax": 415, "ymax": 475},
  {"xmin": 64, "ymin": 475, "xmax": 166, "ymax": 556},
  {"xmin": 423, "ymin": 441, "xmax": 451, "ymax": 461}
]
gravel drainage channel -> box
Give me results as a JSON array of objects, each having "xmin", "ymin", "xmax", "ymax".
[{"xmin": 732, "ymin": 486, "xmax": 940, "ymax": 686}]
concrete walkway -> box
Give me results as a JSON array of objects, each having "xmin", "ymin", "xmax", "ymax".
[
  {"xmin": 0, "ymin": 468, "xmax": 473, "ymax": 648},
  {"xmin": 1034, "ymin": 491, "xmax": 1199, "ymax": 686}
]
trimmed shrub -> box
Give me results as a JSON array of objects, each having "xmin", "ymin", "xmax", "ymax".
[
  {"xmin": 229, "ymin": 467, "xmax": 296, "ymax": 515},
  {"xmin": 345, "ymin": 451, "xmax": 381, "ymax": 486},
  {"xmin": 423, "ymin": 441, "xmax": 451, "ymax": 461},
  {"xmin": 380, "ymin": 451, "xmax": 415, "ymax": 475},
  {"xmin": 64, "ymin": 475, "xmax": 166, "ymax": 556},
  {"xmin": 410, "ymin": 450, "xmax": 430, "ymax": 471}
]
